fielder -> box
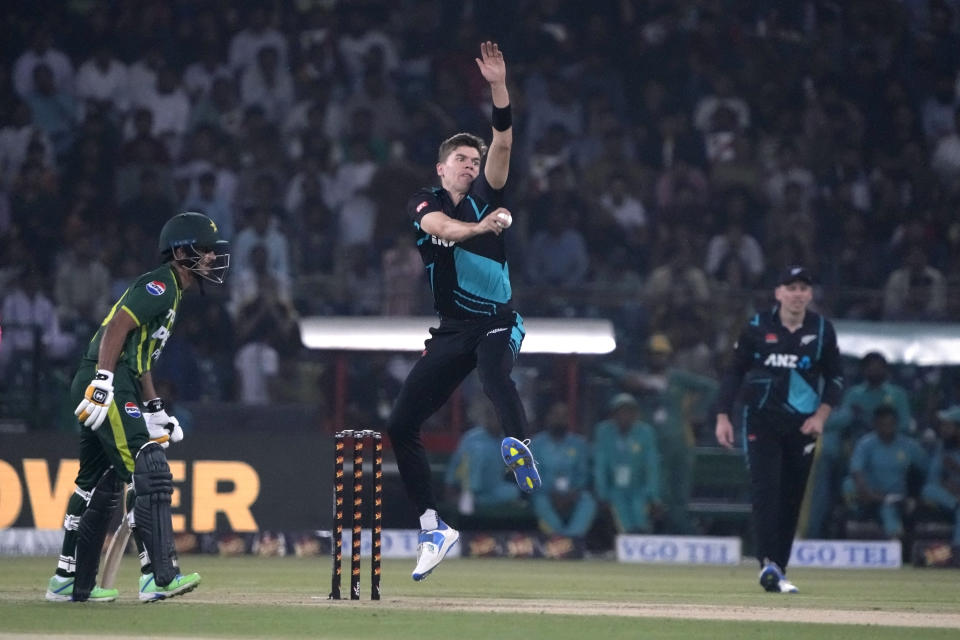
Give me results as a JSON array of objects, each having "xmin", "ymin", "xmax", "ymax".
[
  {"xmin": 715, "ymin": 265, "xmax": 843, "ymax": 594},
  {"xmin": 45, "ymin": 212, "xmax": 229, "ymax": 602},
  {"xmin": 388, "ymin": 41, "xmax": 541, "ymax": 582}
]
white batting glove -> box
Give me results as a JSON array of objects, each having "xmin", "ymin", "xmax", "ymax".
[
  {"xmin": 143, "ymin": 398, "xmax": 184, "ymax": 448},
  {"xmin": 75, "ymin": 369, "xmax": 114, "ymax": 430}
]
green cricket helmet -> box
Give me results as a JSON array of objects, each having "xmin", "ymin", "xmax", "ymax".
[{"xmin": 158, "ymin": 212, "xmax": 230, "ymax": 284}]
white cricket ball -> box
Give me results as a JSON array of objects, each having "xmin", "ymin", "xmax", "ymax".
[{"xmin": 496, "ymin": 211, "xmax": 512, "ymax": 229}]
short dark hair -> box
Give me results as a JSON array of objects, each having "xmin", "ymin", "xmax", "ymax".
[
  {"xmin": 873, "ymin": 404, "xmax": 898, "ymax": 423},
  {"xmin": 861, "ymin": 351, "xmax": 887, "ymax": 367},
  {"xmin": 437, "ymin": 132, "xmax": 487, "ymax": 163}
]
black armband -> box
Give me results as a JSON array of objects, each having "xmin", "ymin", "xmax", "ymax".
[{"xmin": 492, "ymin": 104, "xmax": 512, "ymax": 131}]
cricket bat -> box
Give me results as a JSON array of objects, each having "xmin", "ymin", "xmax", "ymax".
[{"xmin": 101, "ymin": 502, "xmax": 132, "ymax": 589}]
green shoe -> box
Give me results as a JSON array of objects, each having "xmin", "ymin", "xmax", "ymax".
[
  {"xmin": 45, "ymin": 575, "xmax": 118, "ymax": 602},
  {"xmin": 138, "ymin": 572, "xmax": 201, "ymax": 602}
]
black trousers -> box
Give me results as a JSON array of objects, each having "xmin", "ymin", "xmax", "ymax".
[
  {"xmin": 741, "ymin": 408, "xmax": 817, "ymax": 571},
  {"xmin": 387, "ymin": 313, "xmax": 527, "ymax": 515}
]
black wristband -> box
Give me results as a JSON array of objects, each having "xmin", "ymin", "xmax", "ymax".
[
  {"xmin": 492, "ymin": 104, "xmax": 512, "ymax": 131},
  {"xmin": 144, "ymin": 398, "xmax": 165, "ymax": 412}
]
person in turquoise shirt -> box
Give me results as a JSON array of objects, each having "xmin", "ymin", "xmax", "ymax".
[
  {"xmin": 843, "ymin": 405, "xmax": 928, "ymax": 538},
  {"xmin": 444, "ymin": 399, "xmax": 522, "ymax": 513},
  {"xmin": 593, "ymin": 393, "xmax": 661, "ymax": 533},
  {"xmin": 921, "ymin": 406, "xmax": 960, "ymax": 545},
  {"xmin": 529, "ymin": 400, "xmax": 597, "ymax": 538},
  {"xmin": 807, "ymin": 352, "xmax": 913, "ymax": 537},
  {"xmin": 617, "ymin": 333, "xmax": 717, "ymax": 534}
]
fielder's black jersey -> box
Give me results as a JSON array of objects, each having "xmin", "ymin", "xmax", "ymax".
[
  {"xmin": 717, "ymin": 305, "xmax": 843, "ymax": 418},
  {"xmin": 407, "ymin": 170, "xmax": 513, "ymax": 321}
]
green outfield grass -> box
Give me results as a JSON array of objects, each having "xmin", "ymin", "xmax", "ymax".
[{"xmin": 1, "ymin": 556, "xmax": 958, "ymax": 639}]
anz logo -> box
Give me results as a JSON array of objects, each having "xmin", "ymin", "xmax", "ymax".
[{"xmin": 763, "ymin": 353, "xmax": 812, "ymax": 370}]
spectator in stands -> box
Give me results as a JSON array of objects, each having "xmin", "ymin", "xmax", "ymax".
[
  {"xmin": 338, "ymin": 246, "xmax": 382, "ymax": 316},
  {"xmin": 125, "ymin": 42, "xmax": 164, "ymax": 114},
  {"xmin": 693, "ymin": 73, "xmax": 750, "ymax": 135},
  {"xmin": 189, "ymin": 75, "xmax": 243, "ymax": 137},
  {"xmin": 233, "ymin": 245, "xmax": 299, "ymax": 405},
  {"xmin": 240, "ymin": 45, "xmax": 294, "ymax": 125},
  {"xmin": 326, "ymin": 135, "xmax": 377, "ymax": 212},
  {"xmin": 529, "ymin": 400, "xmax": 597, "ymax": 538},
  {"xmin": 283, "ymin": 150, "xmax": 334, "ymax": 220},
  {"xmin": 120, "ymin": 168, "xmax": 176, "ymax": 237},
  {"xmin": 134, "ymin": 65, "xmax": 190, "ymax": 158},
  {"xmin": 24, "ymin": 64, "xmax": 78, "ymax": 157},
  {"xmin": 11, "ymin": 160, "xmax": 62, "ymax": 268},
  {"xmin": 615, "ymin": 333, "xmax": 718, "ymax": 533},
  {"xmin": 524, "ymin": 72, "xmax": 585, "ymax": 159},
  {"xmin": 444, "ymin": 398, "xmax": 522, "ymax": 515},
  {"xmin": 654, "ymin": 158, "xmax": 709, "ymax": 212},
  {"xmin": 525, "ymin": 209, "xmax": 589, "ymax": 289},
  {"xmin": 183, "ymin": 171, "xmax": 234, "ymax": 242},
  {"xmin": 0, "ymin": 266, "xmax": 76, "ymax": 379},
  {"xmin": 230, "ymin": 237, "xmax": 292, "ymax": 320},
  {"xmin": 883, "ymin": 245, "xmax": 947, "ymax": 320},
  {"xmin": 231, "ymin": 206, "xmax": 291, "ymax": 281},
  {"xmin": 645, "ymin": 230, "xmax": 711, "ymax": 324},
  {"xmin": 920, "ymin": 73, "xmax": 957, "ymax": 143},
  {"xmin": 808, "ymin": 352, "xmax": 913, "ymax": 538},
  {"xmin": 183, "ymin": 44, "xmax": 230, "ymax": 103},
  {"xmin": 921, "ymin": 406, "xmax": 960, "ymax": 547},
  {"xmin": 593, "ymin": 393, "xmax": 661, "ymax": 533},
  {"xmin": 53, "ymin": 234, "xmax": 111, "ymax": 336},
  {"xmin": 526, "ymin": 124, "xmax": 575, "ymax": 195},
  {"xmin": 930, "ymin": 105, "xmax": 960, "ymax": 192},
  {"xmin": 118, "ymin": 107, "xmax": 170, "ymax": 172},
  {"xmin": 704, "ymin": 211, "xmax": 765, "ymax": 289},
  {"xmin": 764, "ymin": 140, "xmax": 815, "ymax": 211},
  {"xmin": 0, "ymin": 98, "xmax": 54, "ymax": 190},
  {"xmin": 598, "ymin": 172, "xmax": 649, "ymax": 264},
  {"xmin": 336, "ymin": 7, "xmax": 399, "ymax": 87},
  {"xmin": 825, "ymin": 212, "xmax": 883, "ymax": 318},
  {"xmin": 228, "ymin": 6, "xmax": 288, "ymax": 74},
  {"xmin": 580, "ymin": 124, "xmax": 648, "ymax": 198},
  {"xmin": 381, "ymin": 233, "xmax": 426, "ymax": 316},
  {"xmin": 293, "ymin": 199, "xmax": 336, "ymax": 279},
  {"xmin": 843, "ymin": 405, "xmax": 929, "ymax": 540},
  {"xmin": 642, "ymin": 100, "xmax": 707, "ymax": 167},
  {"xmin": 343, "ymin": 67, "xmax": 405, "ymax": 141},
  {"xmin": 336, "ymin": 181, "xmax": 379, "ymax": 249},
  {"xmin": 13, "ymin": 27, "xmax": 74, "ymax": 99},
  {"xmin": 282, "ymin": 82, "xmax": 340, "ymax": 156},
  {"xmin": 75, "ymin": 41, "xmax": 128, "ymax": 116}
]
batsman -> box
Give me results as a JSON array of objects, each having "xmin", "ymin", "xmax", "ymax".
[{"xmin": 45, "ymin": 212, "xmax": 229, "ymax": 602}]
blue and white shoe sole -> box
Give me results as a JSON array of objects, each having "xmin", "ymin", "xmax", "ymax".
[{"xmin": 501, "ymin": 438, "xmax": 541, "ymax": 493}]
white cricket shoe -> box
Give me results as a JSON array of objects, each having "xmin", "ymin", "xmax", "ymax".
[
  {"xmin": 412, "ymin": 520, "xmax": 459, "ymax": 581},
  {"xmin": 778, "ymin": 578, "xmax": 799, "ymax": 593}
]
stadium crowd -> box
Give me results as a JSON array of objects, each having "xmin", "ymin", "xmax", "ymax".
[{"xmin": 2, "ymin": 0, "xmax": 960, "ymax": 545}]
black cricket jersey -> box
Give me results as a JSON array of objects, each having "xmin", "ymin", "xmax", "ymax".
[
  {"xmin": 717, "ymin": 305, "xmax": 844, "ymax": 418},
  {"xmin": 407, "ymin": 170, "xmax": 513, "ymax": 321}
]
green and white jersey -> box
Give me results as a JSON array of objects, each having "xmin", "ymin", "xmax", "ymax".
[{"xmin": 83, "ymin": 264, "xmax": 183, "ymax": 377}]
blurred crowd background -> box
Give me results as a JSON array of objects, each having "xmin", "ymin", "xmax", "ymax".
[{"xmin": 3, "ymin": 1, "xmax": 960, "ymax": 544}]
